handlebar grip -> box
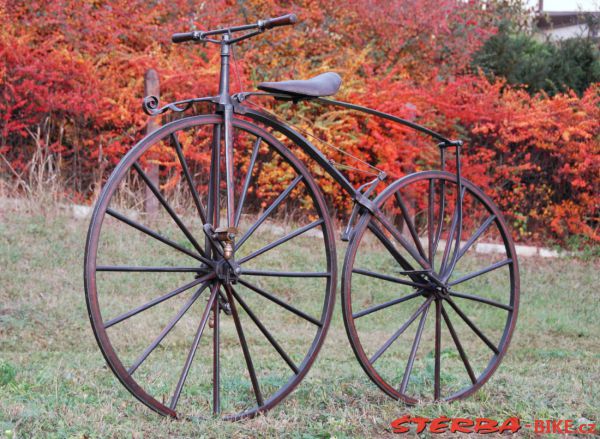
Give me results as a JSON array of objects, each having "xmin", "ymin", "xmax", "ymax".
[
  {"xmin": 261, "ymin": 13, "xmax": 298, "ymax": 30},
  {"xmin": 171, "ymin": 32, "xmax": 198, "ymax": 43}
]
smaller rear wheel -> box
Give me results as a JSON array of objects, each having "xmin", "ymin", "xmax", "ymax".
[{"xmin": 342, "ymin": 171, "xmax": 519, "ymax": 403}]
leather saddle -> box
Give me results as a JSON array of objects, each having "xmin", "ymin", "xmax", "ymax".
[{"xmin": 257, "ymin": 72, "xmax": 342, "ymax": 98}]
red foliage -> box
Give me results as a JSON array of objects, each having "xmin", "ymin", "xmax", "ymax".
[{"xmin": 0, "ymin": 1, "xmax": 598, "ymax": 243}]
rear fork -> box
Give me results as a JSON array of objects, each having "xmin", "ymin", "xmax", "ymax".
[{"xmin": 342, "ymin": 140, "xmax": 465, "ymax": 288}]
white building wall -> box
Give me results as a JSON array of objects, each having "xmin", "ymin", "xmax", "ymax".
[{"xmin": 537, "ymin": 23, "xmax": 592, "ymax": 40}]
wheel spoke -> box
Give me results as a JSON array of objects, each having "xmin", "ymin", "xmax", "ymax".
[
  {"xmin": 399, "ymin": 300, "xmax": 430, "ymax": 393},
  {"xmin": 428, "ymin": 179, "xmax": 435, "ymax": 265},
  {"xmin": 239, "ymin": 279, "xmax": 322, "ymax": 326},
  {"xmin": 97, "ymin": 266, "xmax": 202, "ymax": 273},
  {"xmin": 170, "ymin": 283, "xmax": 218, "ymax": 411},
  {"xmin": 235, "ymin": 175, "xmax": 303, "ymax": 251},
  {"xmin": 445, "ymin": 297, "xmax": 500, "ymax": 355},
  {"xmin": 352, "ymin": 268, "xmax": 428, "ymax": 289},
  {"xmin": 171, "ymin": 133, "xmax": 208, "ymax": 225},
  {"xmin": 448, "ymin": 258, "xmax": 512, "ymax": 287},
  {"xmin": 449, "ymin": 290, "xmax": 513, "ymax": 311},
  {"xmin": 353, "ymin": 290, "xmax": 424, "ymax": 319},
  {"xmin": 367, "ymin": 222, "xmax": 423, "ymax": 284},
  {"xmin": 444, "ymin": 186, "xmax": 467, "ymax": 278},
  {"xmin": 104, "ymin": 273, "xmax": 214, "ymax": 329},
  {"xmin": 434, "ymin": 299, "xmax": 442, "ymax": 400},
  {"xmin": 455, "ymin": 215, "xmax": 497, "ymax": 264},
  {"xmin": 432, "ymin": 179, "xmax": 445, "ymax": 257},
  {"xmin": 439, "ymin": 186, "xmax": 465, "ymax": 276},
  {"xmin": 235, "ymin": 136, "xmax": 261, "ymax": 228},
  {"xmin": 398, "ymin": 269, "xmax": 431, "ymax": 275},
  {"xmin": 132, "ymin": 162, "xmax": 207, "ymax": 258},
  {"xmin": 394, "ymin": 192, "xmax": 427, "ymax": 261},
  {"xmin": 106, "ymin": 208, "xmax": 210, "ymax": 265},
  {"xmin": 370, "ymin": 297, "xmax": 433, "ymax": 365},
  {"xmin": 439, "ymin": 198, "xmax": 457, "ymax": 273},
  {"xmin": 446, "ymin": 185, "xmax": 465, "ymax": 278},
  {"xmin": 230, "ymin": 286, "xmax": 299, "ymax": 374},
  {"xmin": 441, "ymin": 304, "xmax": 477, "ymax": 384},
  {"xmin": 374, "ymin": 211, "xmax": 430, "ymax": 271},
  {"xmin": 240, "ymin": 269, "xmax": 330, "ymax": 278},
  {"xmin": 127, "ymin": 282, "xmax": 210, "ymax": 375},
  {"xmin": 237, "ymin": 219, "xmax": 324, "ymax": 264},
  {"xmin": 212, "ymin": 295, "xmax": 220, "ymax": 415},
  {"xmin": 224, "ymin": 285, "xmax": 264, "ymax": 407}
]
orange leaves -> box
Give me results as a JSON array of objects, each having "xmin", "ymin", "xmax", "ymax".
[
  {"xmin": 350, "ymin": 68, "xmax": 599, "ymax": 243},
  {"xmin": 0, "ymin": 0, "xmax": 598, "ymax": 244}
]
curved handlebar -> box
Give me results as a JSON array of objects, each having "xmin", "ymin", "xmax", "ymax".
[{"xmin": 171, "ymin": 13, "xmax": 298, "ymax": 44}]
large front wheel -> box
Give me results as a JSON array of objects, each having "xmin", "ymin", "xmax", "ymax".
[
  {"xmin": 342, "ymin": 171, "xmax": 519, "ymax": 403},
  {"xmin": 84, "ymin": 115, "xmax": 336, "ymax": 420}
]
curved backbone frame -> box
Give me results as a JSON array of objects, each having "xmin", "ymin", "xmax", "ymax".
[
  {"xmin": 234, "ymin": 95, "xmax": 460, "ymax": 203},
  {"xmin": 143, "ymin": 91, "xmax": 461, "ymax": 202},
  {"xmin": 314, "ymin": 97, "xmax": 453, "ymax": 144},
  {"xmin": 232, "ymin": 92, "xmax": 454, "ymax": 145}
]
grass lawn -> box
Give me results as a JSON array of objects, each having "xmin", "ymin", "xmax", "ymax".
[{"xmin": 0, "ymin": 205, "xmax": 598, "ymax": 438}]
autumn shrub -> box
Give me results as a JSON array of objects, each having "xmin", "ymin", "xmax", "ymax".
[{"xmin": 0, "ymin": 0, "xmax": 598, "ymax": 244}]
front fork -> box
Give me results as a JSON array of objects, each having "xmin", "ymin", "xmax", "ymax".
[
  {"xmin": 223, "ymin": 106, "xmax": 236, "ymax": 229},
  {"xmin": 205, "ymin": 105, "xmax": 238, "ymax": 259},
  {"xmin": 206, "ymin": 122, "xmax": 222, "ymax": 257},
  {"xmin": 206, "ymin": 107, "xmax": 238, "ymax": 322}
]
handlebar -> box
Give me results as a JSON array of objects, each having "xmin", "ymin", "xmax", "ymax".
[
  {"xmin": 171, "ymin": 13, "xmax": 298, "ymax": 44},
  {"xmin": 258, "ymin": 14, "xmax": 298, "ymax": 30},
  {"xmin": 172, "ymin": 31, "xmax": 201, "ymax": 44}
]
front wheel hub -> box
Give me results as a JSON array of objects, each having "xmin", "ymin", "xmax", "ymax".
[{"xmin": 215, "ymin": 259, "xmax": 242, "ymax": 283}]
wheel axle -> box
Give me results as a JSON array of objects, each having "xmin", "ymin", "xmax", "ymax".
[{"xmin": 423, "ymin": 282, "xmax": 450, "ymax": 300}]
